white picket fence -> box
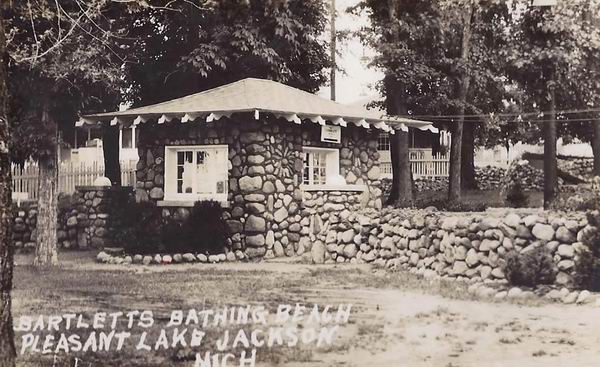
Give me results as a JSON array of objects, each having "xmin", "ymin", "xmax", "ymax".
[
  {"xmin": 379, "ymin": 149, "xmax": 450, "ymax": 179},
  {"xmin": 11, "ymin": 161, "xmax": 137, "ymax": 200},
  {"xmin": 409, "ymin": 150, "xmax": 450, "ymax": 178}
]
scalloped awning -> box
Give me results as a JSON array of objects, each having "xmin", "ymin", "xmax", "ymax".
[{"xmin": 78, "ymin": 78, "xmax": 434, "ymax": 134}]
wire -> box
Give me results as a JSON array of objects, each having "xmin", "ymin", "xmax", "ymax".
[
  {"xmin": 417, "ymin": 117, "xmax": 600, "ymax": 123},
  {"xmin": 400, "ymin": 107, "xmax": 600, "ymax": 119}
]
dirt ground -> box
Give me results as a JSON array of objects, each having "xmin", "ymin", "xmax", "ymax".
[{"xmin": 10, "ymin": 252, "xmax": 600, "ymax": 367}]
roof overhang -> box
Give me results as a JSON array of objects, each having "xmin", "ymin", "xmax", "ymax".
[
  {"xmin": 78, "ymin": 108, "xmax": 436, "ymax": 135},
  {"xmin": 77, "ymin": 78, "xmax": 436, "ymax": 134}
]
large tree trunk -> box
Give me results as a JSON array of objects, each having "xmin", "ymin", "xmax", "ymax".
[
  {"xmin": 34, "ymin": 104, "xmax": 58, "ymax": 267},
  {"xmin": 384, "ymin": 0, "xmax": 412, "ymax": 206},
  {"xmin": 387, "ymin": 129, "xmax": 413, "ymax": 205},
  {"xmin": 102, "ymin": 124, "xmax": 121, "ymax": 186},
  {"xmin": 592, "ymin": 120, "xmax": 600, "ymax": 176},
  {"xmin": 0, "ymin": 10, "xmax": 16, "ymax": 366},
  {"xmin": 543, "ymin": 82, "xmax": 557, "ymax": 209},
  {"xmin": 461, "ymin": 123, "xmax": 477, "ymax": 190},
  {"xmin": 448, "ymin": 6, "xmax": 473, "ymax": 202}
]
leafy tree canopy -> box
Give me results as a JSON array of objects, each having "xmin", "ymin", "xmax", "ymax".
[
  {"xmin": 122, "ymin": 0, "xmax": 331, "ymax": 105},
  {"xmin": 353, "ymin": 1, "xmax": 510, "ymax": 137},
  {"xmin": 4, "ymin": 0, "xmax": 130, "ymax": 163}
]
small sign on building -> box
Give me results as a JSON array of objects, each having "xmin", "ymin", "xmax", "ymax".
[{"xmin": 321, "ymin": 125, "xmax": 341, "ymax": 144}]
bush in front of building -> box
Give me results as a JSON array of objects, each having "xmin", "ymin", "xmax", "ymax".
[
  {"xmin": 166, "ymin": 200, "xmax": 228, "ymax": 255},
  {"xmin": 113, "ymin": 200, "xmax": 166, "ymax": 255},
  {"xmin": 114, "ymin": 199, "xmax": 228, "ymax": 255}
]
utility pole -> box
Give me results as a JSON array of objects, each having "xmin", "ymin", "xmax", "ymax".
[
  {"xmin": 330, "ymin": 0, "xmax": 336, "ymax": 101},
  {"xmin": 583, "ymin": 1, "xmax": 600, "ymax": 175}
]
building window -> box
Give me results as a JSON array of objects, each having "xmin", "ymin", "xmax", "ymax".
[
  {"xmin": 378, "ymin": 132, "xmax": 390, "ymax": 151},
  {"xmin": 121, "ymin": 127, "xmax": 136, "ymax": 149},
  {"xmin": 164, "ymin": 145, "xmax": 228, "ymax": 202},
  {"xmin": 302, "ymin": 147, "xmax": 339, "ymax": 186}
]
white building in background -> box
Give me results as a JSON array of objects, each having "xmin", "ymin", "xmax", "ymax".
[{"xmin": 66, "ymin": 125, "xmax": 139, "ymax": 166}]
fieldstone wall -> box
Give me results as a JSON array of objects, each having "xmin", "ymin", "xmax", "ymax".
[
  {"xmin": 296, "ymin": 190, "xmax": 366, "ymax": 261},
  {"xmin": 11, "ymin": 186, "xmax": 132, "ymax": 252},
  {"xmin": 134, "ymin": 115, "xmax": 382, "ymax": 258},
  {"xmin": 71, "ymin": 186, "xmax": 133, "ymax": 248},
  {"xmin": 559, "ymin": 157, "xmax": 594, "ymax": 180},
  {"xmin": 12, "ymin": 202, "xmax": 41, "ymax": 251},
  {"xmin": 311, "ymin": 207, "xmax": 592, "ymax": 286},
  {"xmin": 381, "ymin": 162, "xmax": 560, "ymax": 198}
]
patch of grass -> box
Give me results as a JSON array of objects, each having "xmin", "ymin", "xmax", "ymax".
[
  {"xmin": 499, "ymin": 336, "xmax": 522, "ymax": 344},
  {"xmin": 471, "ymin": 321, "xmax": 489, "ymax": 332},
  {"xmin": 357, "ymin": 322, "xmax": 384, "ymax": 336},
  {"xmin": 551, "ymin": 338, "xmax": 575, "ymax": 346},
  {"xmin": 532, "ymin": 350, "xmax": 547, "ymax": 357}
]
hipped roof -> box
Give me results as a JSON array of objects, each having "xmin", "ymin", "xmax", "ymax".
[{"xmin": 78, "ymin": 78, "xmax": 434, "ymax": 133}]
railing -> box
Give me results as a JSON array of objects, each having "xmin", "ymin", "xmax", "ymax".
[
  {"xmin": 379, "ymin": 149, "xmax": 450, "ymax": 179},
  {"xmin": 410, "ymin": 154, "xmax": 450, "ymax": 178},
  {"xmin": 12, "ymin": 161, "xmax": 137, "ymax": 200}
]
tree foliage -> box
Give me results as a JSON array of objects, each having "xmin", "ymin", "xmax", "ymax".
[
  {"xmin": 354, "ymin": 1, "xmax": 509, "ymax": 120},
  {"xmin": 4, "ymin": 0, "xmax": 130, "ymax": 163},
  {"xmin": 123, "ymin": 0, "xmax": 331, "ymax": 105}
]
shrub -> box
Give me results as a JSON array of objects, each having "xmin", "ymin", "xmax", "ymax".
[
  {"xmin": 170, "ymin": 200, "xmax": 228, "ymax": 255},
  {"xmin": 402, "ymin": 198, "xmax": 488, "ymax": 212},
  {"xmin": 550, "ymin": 189, "xmax": 600, "ymax": 211},
  {"xmin": 114, "ymin": 199, "xmax": 228, "ymax": 255},
  {"xmin": 113, "ymin": 200, "xmax": 166, "ymax": 255},
  {"xmin": 573, "ymin": 252, "xmax": 600, "ymax": 291},
  {"xmin": 392, "ymin": 190, "xmax": 489, "ymax": 212},
  {"xmin": 503, "ymin": 247, "xmax": 556, "ymax": 287},
  {"xmin": 505, "ymin": 182, "xmax": 528, "ymax": 208}
]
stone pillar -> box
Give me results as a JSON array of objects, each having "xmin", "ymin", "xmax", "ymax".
[
  {"xmin": 237, "ymin": 121, "xmax": 305, "ymax": 259},
  {"xmin": 74, "ymin": 186, "xmax": 133, "ymax": 249}
]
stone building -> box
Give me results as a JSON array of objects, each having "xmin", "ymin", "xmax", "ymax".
[{"xmin": 78, "ymin": 78, "xmax": 433, "ymax": 258}]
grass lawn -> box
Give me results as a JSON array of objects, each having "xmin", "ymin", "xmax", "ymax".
[
  {"xmin": 11, "ymin": 252, "xmax": 600, "ymax": 367},
  {"xmin": 414, "ymin": 189, "xmax": 545, "ymax": 208}
]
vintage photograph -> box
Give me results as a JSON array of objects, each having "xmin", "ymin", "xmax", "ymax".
[{"xmin": 1, "ymin": 0, "xmax": 600, "ymax": 366}]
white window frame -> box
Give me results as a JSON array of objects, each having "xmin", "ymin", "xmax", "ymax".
[
  {"xmin": 164, "ymin": 145, "xmax": 229, "ymax": 202},
  {"xmin": 377, "ymin": 132, "xmax": 390, "ymax": 151},
  {"xmin": 302, "ymin": 147, "xmax": 339, "ymax": 186},
  {"xmin": 120, "ymin": 126, "xmax": 137, "ymax": 150}
]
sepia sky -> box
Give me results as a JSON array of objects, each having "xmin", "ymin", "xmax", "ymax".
[{"xmin": 317, "ymin": 0, "xmax": 383, "ymax": 104}]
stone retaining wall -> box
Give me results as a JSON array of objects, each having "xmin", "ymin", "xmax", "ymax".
[
  {"xmin": 381, "ymin": 162, "xmax": 561, "ymax": 198},
  {"xmin": 311, "ymin": 207, "xmax": 592, "ymax": 286},
  {"xmin": 559, "ymin": 157, "xmax": 594, "ymax": 180},
  {"xmin": 11, "ymin": 186, "xmax": 132, "ymax": 251},
  {"xmin": 296, "ymin": 189, "xmax": 366, "ymax": 260}
]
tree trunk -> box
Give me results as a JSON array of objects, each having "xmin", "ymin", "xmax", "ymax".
[
  {"xmin": 384, "ymin": 0, "xmax": 412, "ymax": 206},
  {"xmin": 387, "ymin": 129, "xmax": 412, "ymax": 205},
  {"xmin": 543, "ymin": 83, "xmax": 557, "ymax": 209},
  {"xmin": 461, "ymin": 123, "xmax": 477, "ymax": 190},
  {"xmin": 102, "ymin": 124, "xmax": 121, "ymax": 186},
  {"xmin": 34, "ymin": 104, "xmax": 59, "ymax": 267},
  {"xmin": 592, "ymin": 120, "xmax": 600, "ymax": 176},
  {"xmin": 0, "ymin": 10, "xmax": 16, "ymax": 366},
  {"xmin": 448, "ymin": 6, "xmax": 473, "ymax": 202}
]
